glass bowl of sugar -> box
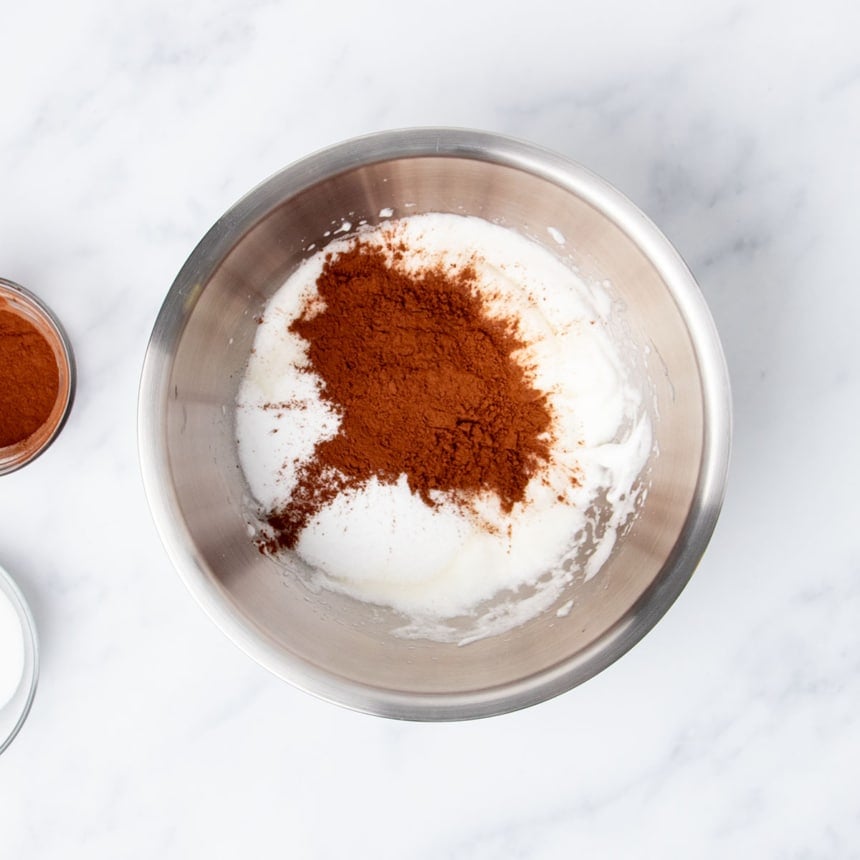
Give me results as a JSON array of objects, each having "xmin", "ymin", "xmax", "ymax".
[{"xmin": 0, "ymin": 564, "xmax": 39, "ymax": 754}]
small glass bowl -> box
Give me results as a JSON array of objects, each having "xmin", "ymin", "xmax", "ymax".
[
  {"xmin": 0, "ymin": 278, "xmax": 75, "ymax": 475},
  {"xmin": 0, "ymin": 564, "xmax": 39, "ymax": 754}
]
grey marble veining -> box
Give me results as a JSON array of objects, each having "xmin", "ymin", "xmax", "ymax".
[{"xmin": 2, "ymin": 0, "xmax": 859, "ymax": 856}]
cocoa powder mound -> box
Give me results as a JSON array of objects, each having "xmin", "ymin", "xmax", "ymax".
[{"xmin": 265, "ymin": 240, "xmax": 553, "ymax": 550}]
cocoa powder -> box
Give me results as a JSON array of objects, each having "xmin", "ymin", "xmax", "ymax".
[
  {"xmin": 265, "ymin": 240, "xmax": 553, "ymax": 550},
  {"xmin": 0, "ymin": 309, "xmax": 60, "ymax": 448}
]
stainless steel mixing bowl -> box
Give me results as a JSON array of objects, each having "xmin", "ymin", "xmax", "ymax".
[{"xmin": 139, "ymin": 128, "xmax": 731, "ymax": 720}]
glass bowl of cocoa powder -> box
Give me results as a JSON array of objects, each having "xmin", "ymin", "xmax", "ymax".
[
  {"xmin": 139, "ymin": 128, "xmax": 731, "ymax": 720},
  {"xmin": 0, "ymin": 279, "xmax": 75, "ymax": 476}
]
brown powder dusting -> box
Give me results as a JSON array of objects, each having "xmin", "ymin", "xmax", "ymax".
[
  {"xmin": 264, "ymin": 241, "xmax": 553, "ymax": 551},
  {"xmin": 0, "ymin": 309, "xmax": 60, "ymax": 448}
]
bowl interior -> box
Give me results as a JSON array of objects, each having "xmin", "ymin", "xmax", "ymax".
[{"xmin": 143, "ymin": 144, "xmax": 715, "ymax": 718}]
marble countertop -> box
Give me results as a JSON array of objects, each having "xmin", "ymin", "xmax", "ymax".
[{"xmin": 2, "ymin": 0, "xmax": 859, "ymax": 856}]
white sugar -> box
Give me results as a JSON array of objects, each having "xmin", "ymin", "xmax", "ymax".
[{"xmin": 0, "ymin": 587, "xmax": 24, "ymax": 710}]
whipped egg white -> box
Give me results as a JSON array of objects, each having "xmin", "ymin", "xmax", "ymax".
[{"xmin": 236, "ymin": 214, "xmax": 652, "ymax": 644}]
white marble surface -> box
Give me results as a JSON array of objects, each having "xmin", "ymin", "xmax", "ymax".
[{"xmin": 2, "ymin": 0, "xmax": 859, "ymax": 855}]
